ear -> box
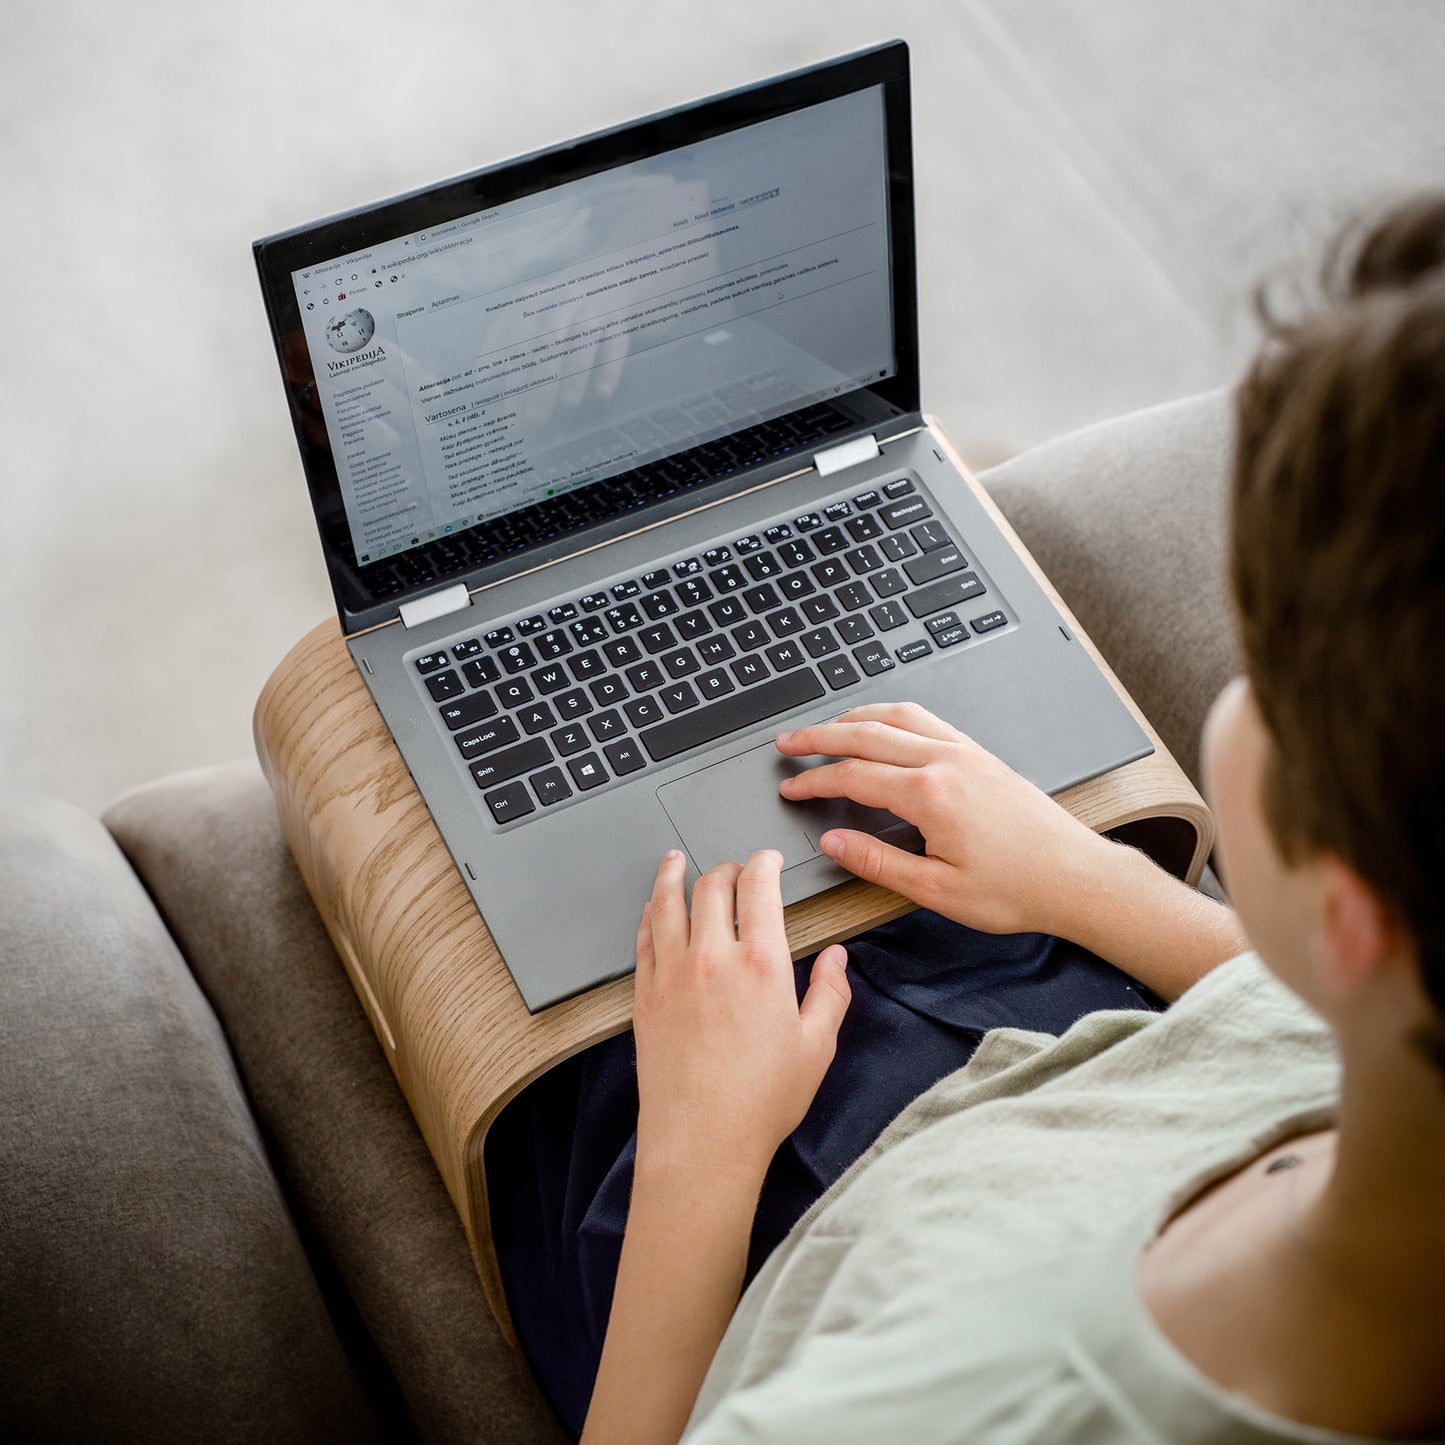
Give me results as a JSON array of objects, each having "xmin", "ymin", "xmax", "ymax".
[{"xmin": 1317, "ymin": 855, "xmax": 1398, "ymax": 991}]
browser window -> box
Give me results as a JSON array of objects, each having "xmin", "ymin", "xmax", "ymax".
[{"xmin": 292, "ymin": 85, "xmax": 894, "ymax": 566}]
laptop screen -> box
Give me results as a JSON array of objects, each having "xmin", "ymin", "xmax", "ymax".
[{"xmin": 256, "ymin": 43, "xmax": 917, "ymax": 632}]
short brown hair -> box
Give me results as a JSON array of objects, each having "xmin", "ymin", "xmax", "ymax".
[{"xmin": 1231, "ymin": 194, "xmax": 1445, "ymax": 1041}]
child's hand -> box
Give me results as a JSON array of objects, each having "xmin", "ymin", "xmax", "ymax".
[
  {"xmin": 775, "ymin": 702, "xmax": 1112, "ymax": 939},
  {"xmin": 632, "ymin": 849, "xmax": 851, "ymax": 1181}
]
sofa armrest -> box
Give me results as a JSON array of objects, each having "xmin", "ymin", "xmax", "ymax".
[
  {"xmin": 0, "ymin": 796, "xmax": 383, "ymax": 1443},
  {"xmin": 982, "ymin": 389, "xmax": 1239, "ymax": 789},
  {"xmin": 103, "ymin": 762, "xmax": 566, "ymax": 1445}
]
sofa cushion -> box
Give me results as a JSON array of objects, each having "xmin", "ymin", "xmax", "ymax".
[
  {"xmin": 103, "ymin": 761, "xmax": 566, "ymax": 1445},
  {"xmin": 981, "ymin": 389, "xmax": 1239, "ymax": 787},
  {"xmin": 0, "ymin": 797, "xmax": 383, "ymax": 1444}
]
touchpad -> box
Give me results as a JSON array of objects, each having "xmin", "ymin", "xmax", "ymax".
[{"xmin": 656, "ymin": 739, "xmax": 911, "ymax": 874}]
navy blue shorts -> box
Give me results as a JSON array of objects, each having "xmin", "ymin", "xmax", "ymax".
[{"xmin": 484, "ymin": 911, "xmax": 1162, "ymax": 1435}]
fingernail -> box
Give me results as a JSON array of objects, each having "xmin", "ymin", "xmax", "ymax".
[
  {"xmin": 821, "ymin": 833, "xmax": 843, "ymax": 860},
  {"xmin": 663, "ymin": 849, "xmax": 682, "ymax": 862},
  {"xmin": 775, "ymin": 730, "xmax": 792, "ymax": 745}
]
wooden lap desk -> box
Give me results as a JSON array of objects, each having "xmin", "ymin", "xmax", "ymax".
[{"xmin": 254, "ymin": 425, "xmax": 1213, "ymax": 1342}]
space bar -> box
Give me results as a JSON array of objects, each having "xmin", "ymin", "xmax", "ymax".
[{"xmin": 640, "ymin": 670, "xmax": 826, "ymax": 763}]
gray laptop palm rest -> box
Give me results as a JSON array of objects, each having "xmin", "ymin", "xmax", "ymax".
[{"xmin": 255, "ymin": 42, "xmax": 1150, "ymax": 1011}]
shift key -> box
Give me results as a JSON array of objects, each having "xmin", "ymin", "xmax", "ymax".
[
  {"xmin": 470, "ymin": 737, "xmax": 553, "ymax": 790},
  {"xmin": 905, "ymin": 571, "xmax": 986, "ymax": 619}
]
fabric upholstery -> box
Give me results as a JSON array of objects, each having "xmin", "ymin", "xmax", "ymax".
[
  {"xmin": 981, "ymin": 388, "xmax": 1240, "ymax": 788},
  {"xmin": 103, "ymin": 761, "xmax": 566, "ymax": 1445},
  {"xmin": 0, "ymin": 797, "xmax": 382, "ymax": 1444}
]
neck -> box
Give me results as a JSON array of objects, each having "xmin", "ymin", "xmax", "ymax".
[{"xmin": 1295, "ymin": 1026, "xmax": 1445, "ymax": 1329}]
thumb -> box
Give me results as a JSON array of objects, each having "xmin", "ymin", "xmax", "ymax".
[
  {"xmin": 821, "ymin": 828, "xmax": 938, "ymax": 900},
  {"xmin": 798, "ymin": 944, "xmax": 851, "ymax": 1058}
]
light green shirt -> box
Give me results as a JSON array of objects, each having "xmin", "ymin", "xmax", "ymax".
[{"xmin": 683, "ymin": 953, "xmax": 1405, "ymax": 1444}]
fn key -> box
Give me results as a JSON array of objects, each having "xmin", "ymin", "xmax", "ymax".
[{"xmin": 484, "ymin": 780, "xmax": 534, "ymax": 824}]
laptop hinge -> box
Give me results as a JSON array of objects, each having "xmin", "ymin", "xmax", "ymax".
[
  {"xmin": 814, "ymin": 433, "xmax": 880, "ymax": 477},
  {"xmin": 399, "ymin": 582, "xmax": 471, "ymax": 629}
]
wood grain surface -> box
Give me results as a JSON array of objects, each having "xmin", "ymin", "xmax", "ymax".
[{"xmin": 253, "ymin": 423, "xmax": 1213, "ymax": 1338}]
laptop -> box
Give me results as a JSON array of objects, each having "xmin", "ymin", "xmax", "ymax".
[{"xmin": 254, "ymin": 40, "xmax": 1151, "ymax": 1011}]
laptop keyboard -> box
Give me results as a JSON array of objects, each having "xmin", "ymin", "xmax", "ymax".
[{"xmin": 412, "ymin": 477, "xmax": 1011, "ymax": 827}]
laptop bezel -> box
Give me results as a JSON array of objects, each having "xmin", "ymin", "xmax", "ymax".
[{"xmin": 253, "ymin": 39, "xmax": 919, "ymax": 636}]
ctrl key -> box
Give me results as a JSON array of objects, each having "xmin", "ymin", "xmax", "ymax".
[{"xmin": 483, "ymin": 780, "xmax": 534, "ymax": 825}]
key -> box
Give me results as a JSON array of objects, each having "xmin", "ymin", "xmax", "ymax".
[
  {"xmin": 571, "ymin": 617, "xmax": 607, "ymax": 646},
  {"xmin": 869, "ymin": 600, "xmax": 909, "ymax": 631},
  {"xmin": 641, "ymin": 623, "xmax": 678, "ymax": 654},
  {"xmin": 518, "ymin": 702, "xmax": 557, "ymax": 734},
  {"xmin": 455, "ymin": 716, "xmax": 521, "ymax": 759},
  {"xmin": 822, "ymin": 500, "xmax": 853, "ymax": 521},
  {"xmin": 530, "ymin": 767, "xmax": 573, "ymax": 806},
  {"xmin": 905, "ymin": 572, "xmax": 987, "ymax": 618},
  {"xmin": 778, "ymin": 538, "xmax": 816, "ymax": 568},
  {"xmin": 588, "ymin": 709, "xmax": 625, "ymax": 742},
  {"xmin": 611, "ymin": 578, "xmax": 642, "ymax": 600},
  {"xmin": 484, "ymin": 780, "xmax": 534, "ymax": 824},
  {"xmin": 697, "ymin": 667, "xmax": 735, "ymax": 701},
  {"xmin": 730, "ymin": 653, "xmax": 769, "ymax": 687},
  {"xmin": 516, "ymin": 614, "xmax": 546, "ymax": 637},
  {"xmin": 904, "ymin": 545, "xmax": 967, "ymax": 586},
  {"xmin": 880, "ymin": 533, "xmax": 917, "ymax": 563},
  {"xmin": 579, "ymin": 592, "xmax": 609, "ymax": 611},
  {"xmin": 801, "ymin": 594, "xmax": 840, "ymax": 624},
  {"xmin": 813, "ymin": 526, "xmax": 849, "ymax": 555},
  {"xmin": 660, "ymin": 681, "xmax": 700, "ymax": 714},
  {"xmin": 697, "ymin": 635, "xmax": 736, "ymax": 664},
  {"xmin": 451, "ymin": 638, "xmax": 484, "ymax": 660},
  {"xmin": 765, "ymin": 639, "xmax": 806, "ymax": 671},
  {"xmin": 605, "ymin": 602, "xmax": 643, "ymax": 632},
  {"xmin": 675, "ymin": 610, "xmax": 713, "ymax": 642},
  {"xmin": 851, "ymin": 488, "xmax": 883, "ymax": 509},
  {"xmin": 846, "ymin": 513, "xmax": 884, "ymax": 543},
  {"xmin": 640, "ymin": 669, "xmax": 825, "ymax": 762},
  {"xmin": 640, "ymin": 591, "xmax": 679, "ymax": 620},
  {"xmin": 837, "ymin": 582, "xmax": 872, "ymax": 611},
  {"xmin": 732, "ymin": 620, "xmax": 770, "ymax": 651},
  {"xmin": 548, "ymin": 602, "xmax": 580, "ymax": 623},
  {"xmin": 499, "ymin": 641, "xmax": 537, "ymax": 674},
  {"xmin": 625, "ymin": 695, "xmax": 665, "ymax": 728},
  {"xmin": 896, "ymin": 638, "xmax": 933, "ymax": 664},
  {"xmin": 568, "ymin": 753, "xmax": 609, "ymax": 791},
  {"xmin": 853, "ymin": 642, "xmax": 896, "ymax": 676},
  {"xmin": 603, "ymin": 636, "xmax": 642, "ymax": 668},
  {"xmin": 837, "ymin": 615, "xmax": 875, "ymax": 645},
  {"xmin": 568, "ymin": 649, "xmax": 606, "ymax": 681},
  {"xmin": 551, "ymin": 722, "xmax": 590, "ymax": 756},
  {"xmin": 425, "ymin": 669, "xmax": 464, "ymax": 702},
  {"xmin": 778, "ymin": 571, "xmax": 816, "ymax": 602},
  {"xmin": 416, "ymin": 651, "xmax": 450, "ymax": 674},
  {"xmin": 800, "ymin": 627, "xmax": 840, "ymax": 658},
  {"xmin": 708, "ymin": 596, "xmax": 747, "ymax": 627},
  {"xmin": 535, "ymin": 629, "xmax": 572, "ymax": 660},
  {"xmin": 589, "ymin": 676, "xmax": 628, "ymax": 706},
  {"xmin": 819, "ymin": 655, "xmax": 861, "ymax": 690},
  {"xmin": 742, "ymin": 583, "xmax": 782, "ymax": 614},
  {"xmin": 439, "ymin": 691, "xmax": 497, "ymax": 730},
  {"xmin": 910, "ymin": 520, "xmax": 951, "ymax": 552},
  {"xmin": 712, "ymin": 563, "xmax": 748, "ymax": 592},
  {"xmin": 470, "ymin": 737, "xmax": 553, "ymax": 790},
  {"xmin": 532, "ymin": 663, "xmax": 570, "ymax": 695},
  {"xmin": 879, "ymin": 495, "xmax": 932, "ymax": 529},
  {"xmin": 484, "ymin": 627, "xmax": 515, "ymax": 648},
  {"xmin": 677, "ymin": 577, "xmax": 712, "ymax": 608},
  {"xmin": 870, "ymin": 567, "xmax": 907, "ymax": 598},
  {"xmin": 882, "ymin": 477, "xmax": 916, "ymax": 498},
  {"xmin": 846, "ymin": 544, "xmax": 883, "ymax": 574},
  {"xmin": 555, "ymin": 688, "xmax": 593, "ymax": 720},
  {"xmin": 604, "ymin": 738, "xmax": 646, "ymax": 776},
  {"xmin": 496, "ymin": 677, "xmax": 534, "ymax": 708},
  {"xmin": 811, "ymin": 558, "xmax": 849, "ymax": 588},
  {"xmin": 626, "ymin": 660, "xmax": 666, "ymax": 692},
  {"xmin": 662, "ymin": 647, "xmax": 700, "ymax": 679},
  {"xmin": 743, "ymin": 551, "xmax": 782, "ymax": 580},
  {"xmin": 462, "ymin": 656, "xmax": 500, "ymax": 688},
  {"xmin": 971, "ymin": 610, "xmax": 1009, "ymax": 634}
]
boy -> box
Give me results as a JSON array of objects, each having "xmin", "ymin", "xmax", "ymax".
[{"xmin": 571, "ymin": 194, "xmax": 1445, "ymax": 1441}]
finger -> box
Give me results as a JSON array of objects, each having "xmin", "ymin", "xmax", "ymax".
[
  {"xmin": 778, "ymin": 756, "xmax": 921, "ymax": 815},
  {"xmin": 635, "ymin": 901, "xmax": 656, "ymax": 988},
  {"xmin": 648, "ymin": 850, "xmax": 691, "ymax": 963},
  {"xmin": 798, "ymin": 944, "xmax": 851, "ymax": 1063},
  {"xmin": 734, "ymin": 849, "xmax": 788, "ymax": 957},
  {"xmin": 829, "ymin": 702, "xmax": 966, "ymax": 744},
  {"xmin": 689, "ymin": 860, "xmax": 743, "ymax": 940},
  {"xmin": 776, "ymin": 718, "xmax": 938, "ymax": 772},
  {"xmin": 819, "ymin": 827, "xmax": 949, "ymax": 903}
]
